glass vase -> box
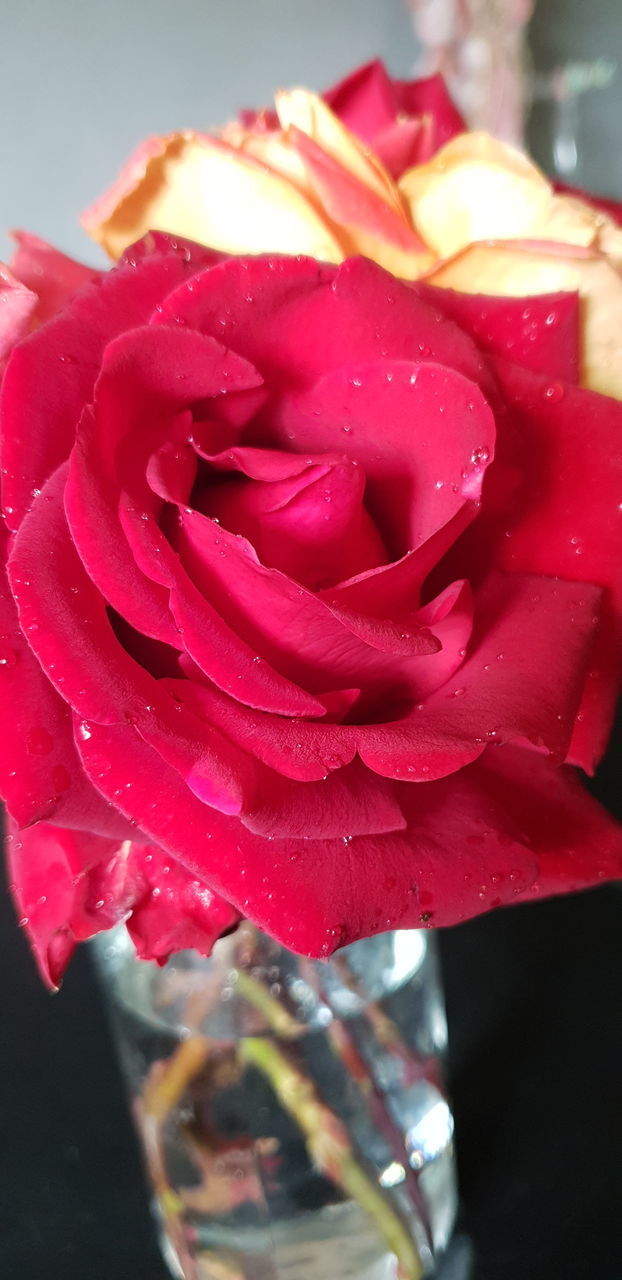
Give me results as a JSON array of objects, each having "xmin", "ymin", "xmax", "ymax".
[{"xmin": 94, "ymin": 924, "xmax": 469, "ymax": 1280}]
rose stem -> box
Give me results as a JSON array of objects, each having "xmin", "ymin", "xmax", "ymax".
[
  {"xmin": 299, "ymin": 959, "xmax": 434, "ymax": 1247},
  {"xmin": 332, "ymin": 954, "xmax": 442, "ymax": 1089},
  {"xmin": 240, "ymin": 1036, "xmax": 425, "ymax": 1280},
  {"xmin": 233, "ymin": 969, "xmax": 305, "ymax": 1038},
  {"xmin": 140, "ymin": 1034, "xmax": 213, "ymax": 1280}
]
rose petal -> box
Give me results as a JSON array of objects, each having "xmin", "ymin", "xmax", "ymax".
[
  {"xmin": 457, "ymin": 358, "xmax": 622, "ymax": 770},
  {"xmin": 6, "ymin": 822, "xmax": 131, "ymax": 987},
  {"xmin": 420, "ymin": 285, "xmax": 580, "ymax": 383},
  {"xmin": 400, "ymin": 132, "xmax": 602, "ymax": 259},
  {"xmin": 65, "ymin": 322, "xmax": 262, "ymax": 644},
  {"xmin": 0, "ymin": 521, "xmax": 134, "ymax": 836},
  {"xmin": 275, "ymin": 88, "xmax": 407, "ymax": 216},
  {"xmin": 10, "ymin": 467, "xmax": 258, "ymax": 818},
  {"xmin": 0, "ymin": 251, "xmax": 197, "ymax": 530},
  {"xmin": 426, "ymin": 240, "xmax": 622, "ymax": 399},
  {"xmin": 10, "ymin": 231, "xmax": 103, "ymax": 324},
  {"xmin": 152, "ymin": 254, "xmax": 487, "ymax": 393},
  {"xmin": 285, "ymin": 359, "xmax": 495, "ymax": 560},
  {"xmin": 323, "ymin": 60, "xmax": 402, "ymax": 142},
  {"xmin": 242, "ymin": 759, "xmax": 406, "ymax": 840},
  {"xmin": 468, "ymin": 745, "xmax": 622, "ymax": 904},
  {"xmin": 355, "ymin": 572, "xmax": 601, "ymax": 781},
  {"xmin": 163, "ymin": 673, "xmax": 358, "ymax": 783},
  {"xmin": 554, "ymin": 181, "xmax": 622, "ymax": 228},
  {"xmin": 123, "ymin": 843, "xmax": 240, "ymax": 963},
  {"xmin": 174, "ymin": 507, "xmax": 458, "ymax": 711},
  {"xmin": 393, "ymin": 73, "xmax": 465, "ymax": 147},
  {"xmin": 75, "ymin": 702, "xmax": 622, "ymax": 957},
  {"xmin": 0, "ymin": 263, "xmax": 37, "ymax": 366},
  {"xmin": 82, "ymin": 132, "xmax": 346, "ymax": 262},
  {"xmin": 198, "ymin": 448, "xmax": 386, "ymax": 589},
  {"xmin": 174, "ymin": 572, "xmax": 599, "ymax": 786}
]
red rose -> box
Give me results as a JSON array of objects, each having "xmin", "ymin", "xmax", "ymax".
[{"xmin": 1, "ymin": 236, "xmax": 621, "ymax": 985}]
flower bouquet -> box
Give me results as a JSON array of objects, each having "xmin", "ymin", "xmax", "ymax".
[{"xmin": 1, "ymin": 57, "xmax": 620, "ymax": 1280}]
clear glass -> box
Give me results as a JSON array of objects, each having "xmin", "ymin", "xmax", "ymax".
[
  {"xmin": 527, "ymin": 0, "xmax": 621, "ymax": 194},
  {"xmin": 408, "ymin": 0, "xmax": 534, "ymax": 146},
  {"xmin": 94, "ymin": 925, "xmax": 464, "ymax": 1280}
]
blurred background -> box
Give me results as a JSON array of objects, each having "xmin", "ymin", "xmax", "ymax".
[
  {"xmin": 0, "ymin": 0, "xmax": 620, "ymax": 263},
  {"xmin": 0, "ymin": 3, "xmax": 621, "ymax": 1278}
]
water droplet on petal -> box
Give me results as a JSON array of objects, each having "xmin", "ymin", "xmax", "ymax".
[
  {"xmin": 470, "ymin": 446, "xmax": 490, "ymax": 467},
  {"xmin": 543, "ymin": 382, "xmax": 564, "ymax": 403}
]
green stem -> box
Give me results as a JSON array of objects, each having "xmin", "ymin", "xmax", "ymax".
[
  {"xmin": 240, "ymin": 1036, "xmax": 425, "ymax": 1280},
  {"xmin": 234, "ymin": 970, "xmax": 305, "ymax": 1039}
]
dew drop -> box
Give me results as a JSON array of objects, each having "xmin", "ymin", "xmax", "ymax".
[
  {"xmin": 543, "ymin": 382, "xmax": 564, "ymax": 403},
  {"xmin": 470, "ymin": 445, "xmax": 490, "ymax": 467},
  {"xmin": 0, "ymin": 647, "xmax": 18, "ymax": 669}
]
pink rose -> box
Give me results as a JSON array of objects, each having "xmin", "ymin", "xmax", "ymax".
[{"xmin": 1, "ymin": 236, "xmax": 621, "ymax": 985}]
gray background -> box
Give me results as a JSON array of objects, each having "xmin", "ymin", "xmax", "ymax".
[
  {"xmin": 0, "ymin": 0, "xmax": 415, "ymax": 262},
  {"xmin": 0, "ymin": 0, "xmax": 620, "ymax": 264}
]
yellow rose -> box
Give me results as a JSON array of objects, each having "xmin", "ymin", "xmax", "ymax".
[{"xmin": 83, "ymin": 70, "xmax": 622, "ymax": 398}]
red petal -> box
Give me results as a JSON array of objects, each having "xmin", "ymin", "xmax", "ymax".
[
  {"xmin": 461, "ymin": 360, "xmax": 622, "ymax": 770},
  {"xmin": 0, "ymin": 263, "xmax": 37, "ymax": 366},
  {"xmin": 421, "ymin": 285, "xmax": 580, "ymax": 383},
  {"xmin": 355, "ymin": 572, "xmax": 601, "ymax": 781},
  {"xmin": 152, "ymin": 254, "xmax": 487, "ymax": 393},
  {"xmin": 470, "ymin": 746, "xmax": 622, "ymax": 904},
  {"xmin": 394, "ymin": 73, "xmax": 465, "ymax": 147},
  {"xmin": 10, "ymin": 467, "xmax": 256, "ymax": 817},
  {"xmin": 74, "ymin": 712, "xmax": 622, "ymax": 957},
  {"xmin": 7, "ymin": 822, "xmax": 131, "ymax": 987},
  {"xmin": 174, "ymin": 507, "xmax": 460, "ymax": 711},
  {"xmin": 241, "ymin": 759, "xmax": 406, "ymax": 841},
  {"xmin": 0, "ymin": 251, "xmax": 196, "ymax": 531},
  {"xmin": 285, "ymin": 359, "xmax": 494, "ymax": 559},
  {"xmin": 199, "ymin": 449, "xmax": 386, "ymax": 590},
  {"xmin": 323, "ymin": 60, "xmax": 400, "ymax": 143},
  {"xmin": 0, "ymin": 521, "xmax": 133, "ymax": 836},
  {"xmin": 10, "ymin": 231, "xmax": 103, "ymax": 324},
  {"xmin": 124, "ymin": 843, "xmax": 240, "ymax": 963},
  {"xmin": 65, "ymin": 322, "xmax": 262, "ymax": 645}
]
